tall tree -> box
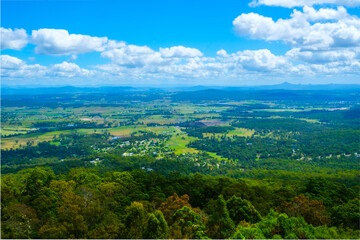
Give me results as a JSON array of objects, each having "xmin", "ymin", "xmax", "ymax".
[
  {"xmin": 278, "ymin": 194, "xmax": 330, "ymax": 226},
  {"xmin": 57, "ymin": 193, "xmax": 88, "ymax": 238},
  {"xmin": 226, "ymin": 195, "xmax": 262, "ymax": 224},
  {"xmin": 143, "ymin": 210, "xmax": 168, "ymax": 239},
  {"xmin": 1, "ymin": 203, "xmax": 40, "ymax": 239},
  {"xmin": 170, "ymin": 206, "xmax": 208, "ymax": 239},
  {"xmin": 124, "ymin": 201, "xmax": 147, "ymax": 239},
  {"xmin": 206, "ymin": 195, "xmax": 235, "ymax": 239},
  {"xmin": 158, "ymin": 193, "xmax": 192, "ymax": 225},
  {"xmin": 331, "ymin": 198, "xmax": 360, "ymax": 229}
]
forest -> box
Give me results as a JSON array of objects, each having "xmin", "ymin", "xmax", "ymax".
[{"xmin": 1, "ymin": 88, "xmax": 359, "ymax": 239}]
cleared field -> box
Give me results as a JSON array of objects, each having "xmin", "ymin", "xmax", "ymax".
[
  {"xmin": 1, "ymin": 128, "xmax": 109, "ymax": 150},
  {"xmin": 138, "ymin": 115, "xmax": 190, "ymax": 125},
  {"xmin": 206, "ymin": 151, "xmax": 228, "ymax": 161},
  {"xmin": 108, "ymin": 126, "xmax": 151, "ymax": 136},
  {"xmin": 108, "ymin": 126, "xmax": 135, "ymax": 135},
  {"xmin": 1, "ymin": 126, "xmax": 37, "ymax": 137},
  {"xmin": 259, "ymin": 109, "xmax": 304, "ymax": 112},
  {"xmin": 166, "ymin": 134, "xmax": 199, "ymax": 154},
  {"xmin": 147, "ymin": 126, "xmax": 180, "ymax": 134},
  {"xmin": 1, "ymin": 125, "xmax": 181, "ymax": 150},
  {"xmin": 227, "ymin": 128, "xmax": 254, "ymax": 137},
  {"xmin": 298, "ymin": 118, "xmax": 321, "ymax": 123},
  {"xmin": 187, "ymin": 113, "xmax": 222, "ymax": 119},
  {"xmin": 140, "ymin": 118, "xmax": 181, "ymax": 125},
  {"xmin": 202, "ymin": 127, "xmax": 254, "ymax": 139},
  {"xmin": 1, "ymin": 131, "xmax": 67, "ymax": 150},
  {"xmin": 146, "ymin": 126, "xmax": 168, "ymax": 134}
]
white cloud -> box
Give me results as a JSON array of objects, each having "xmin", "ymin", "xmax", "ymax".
[
  {"xmin": 95, "ymin": 42, "xmax": 359, "ymax": 82},
  {"xmin": 159, "ymin": 46, "xmax": 203, "ymax": 58},
  {"xmin": 1, "ymin": 55, "xmax": 47, "ymax": 78},
  {"xmin": 0, "ymin": 55, "xmax": 25, "ymax": 69},
  {"xmin": 101, "ymin": 45, "xmax": 164, "ymax": 67},
  {"xmin": 232, "ymin": 49, "xmax": 289, "ymax": 72},
  {"xmin": 1, "ymin": 28, "xmax": 28, "ymax": 50},
  {"xmin": 233, "ymin": 13, "xmax": 278, "ymax": 40},
  {"xmin": 97, "ymin": 45, "xmax": 298, "ymax": 81},
  {"xmin": 101, "ymin": 44, "xmax": 204, "ymax": 68},
  {"xmin": 299, "ymin": 5, "xmax": 348, "ymax": 21},
  {"xmin": 1, "ymin": 55, "xmax": 95, "ymax": 79},
  {"xmin": 217, "ymin": 49, "xmax": 229, "ymax": 57},
  {"xmin": 233, "ymin": 6, "xmax": 360, "ymax": 50},
  {"xmin": 232, "ymin": 5, "xmax": 360, "ymax": 79},
  {"xmin": 249, "ymin": 0, "xmax": 360, "ymax": 8},
  {"xmin": 97, "ymin": 42, "xmax": 360, "ymax": 82},
  {"xmin": 105, "ymin": 40, "xmax": 127, "ymax": 49},
  {"xmin": 31, "ymin": 29, "xmax": 108, "ymax": 55},
  {"xmin": 51, "ymin": 61, "xmax": 93, "ymax": 77},
  {"xmin": 286, "ymin": 47, "xmax": 360, "ymax": 63},
  {"xmin": 2, "ymin": 24, "xmax": 359, "ymax": 84},
  {"xmin": 99, "ymin": 43, "xmax": 292, "ymax": 78}
]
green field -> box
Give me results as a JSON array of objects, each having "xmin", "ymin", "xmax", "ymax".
[
  {"xmin": 202, "ymin": 127, "xmax": 254, "ymax": 139},
  {"xmin": 166, "ymin": 134, "xmax": 199, "ymax": 154}
]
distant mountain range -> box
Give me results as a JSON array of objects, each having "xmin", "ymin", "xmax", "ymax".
[
  {"xmin": 2, "ymin": 82, "xmax": 360, "ymax": 95},
  {"xmin": 179, "ymin": 82, "xmax": 360, "ymax": 91},
  {"xmin": 1, "ymin": 86, "xmax": 139, "ymax": 95}
]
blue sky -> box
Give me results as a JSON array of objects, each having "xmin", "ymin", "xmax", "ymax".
[{"xmin": 1, "ymin": 0, "xmax": 360, "ymax": 86}]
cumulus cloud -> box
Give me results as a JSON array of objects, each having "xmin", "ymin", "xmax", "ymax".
[
  {"xmin": 286, "ymin": 47, "xmax": 360, "ymax": 63},
  {"xmin": 51, "ymin": 61, "xmax": 93, "ymax": 77},
  {"xmin": 1, "ymin": 28, "xmax": 28, "ymax": 50},
  {"xmin": 233, "ymin": 6, "xmax": 360, "ymax": 50},
  {"xmin": 232, "ymin": 49, "xmax": 289, "ymax": 72},
  {"xmin": 101, "ymin": 45, "xmax": 163, "ymax": 67},
  {"xmin": 101, "ymin": 44, "xmax": 203, "ymax": 68},
  {"xmin": 159, "ymin": 46, "xmax": 203, "ymax": 58},
  {"xmin": 249, "ymin": 0, "xmax": 360, "ymax": 8},
  {"xmin": 2, "ymin": 23, "xmax": 359, "ymax": 84},
  {"xmin": 1, "ymin": 55, "xmax": 94, "ymax": 79},
  {"xmin": 217, "ymin": 49, "xmax": 229, "ymax": 57},
  {"xmin": 232, "ymin": 5, "xmax": 360, "ymax": 78},
  {"xmin": 97, "ymin": 44, "xmax": 299, "ymax": 81},
  {"xmin": 1, "ymin": 55, "xmax": 25, "ymax": 69},
  {"xmin": 1, "ymin": 55, "xmax": 47, "ymax": 78},
  {"xmin": 31, "ymin": 29, "xmax": 108, "ymax": 55},
  {"xmin": 99, "ymin": 43, "xmax": 292, "ymax": 77},
  {"xmin": 96, "ymin": 41, "xmax": 360, "ymax": 82},
  {"xmin": 105, "ymin": 40, "xmax": 126, "ymax": 49}
]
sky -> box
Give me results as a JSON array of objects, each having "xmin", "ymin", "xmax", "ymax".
[{"xmin": 1, "ymin": 0, "xmax": 360, "ymax": 87}]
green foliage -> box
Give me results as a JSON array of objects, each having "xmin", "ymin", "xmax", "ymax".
[
  {"xmin": 124, "ymin": 201, "xmax": 147, "ymax": 239},
  {"xmin": 1, "ymin": 167, "xmax": 359, "ymax": 239},
  {"xmin": 56, "ymin": 192, "xmax": 88, "ymax": 238},
  {"xmin": 331, "ymin": 198, "xmax": 360, "ymax": 229},
  {"xmin": 143, "ymin": 210, "xmax": 168, "ymax": 239},
  {"xmin": 158, "ymin": 193, "xmax": 192, "ymax": 225},
  {"xmin": 278, "ymin": 194, "xmax": 330, "ymax": 226},
  {"xmin": 226, "ymin": 195, "xmax": 262, "ymax": 224},
  {"xmin": 206, "ymin": 195, "xmax": 235, "ymax": 239},
  {"xmin": 22, "ymin": 167, "xmax": 55, "ymax": 198},
  {"xmin": 170, "ymin": 206, "xmax": 208, "ymax": 239},
  {"xmin": 305, "ymin": 178, "xmax": 357, "ymax": 207},
  {"xmin": 2, "ymin": 203, "xmax": 40, "ymax": 239},
  {"xmin": 232, "ymin": 209, "xmax": 360, "ymax": 239},
  {"xmin": 231, "ymin": 223, "xmax": 265, "ymax": 239}
]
